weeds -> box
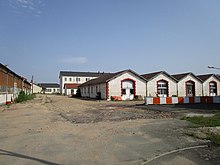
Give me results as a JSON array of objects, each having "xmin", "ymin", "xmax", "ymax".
[
  {"xmin": 182, "ymin": 113, "xmax": 220, "ymax": 144},
  {"xmin": 181, "ymin": 113, "xmax": 220, "ymax": 127},
  {"xmin": 209, "ymin": 134, "xmax": 220, "ymax": 144},
  {"xmin": 15, "ymin": 91, "xmax": 36, "ymax": 103}
]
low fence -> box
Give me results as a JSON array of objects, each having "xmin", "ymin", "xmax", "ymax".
[
  {"xmin": 145, "ymin": 96, "xmax": 220, "ymax": 105},
  {"xmin": 0, "ymin": 94, "xmax": 14, "ymax": 105}
]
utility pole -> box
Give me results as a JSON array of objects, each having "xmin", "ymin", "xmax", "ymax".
[
  {"xmin": 32, "ymin": 75, "xmax": 34, "ymax": 94},
  {"xmin": 4, "ymin": 64, "xmax": 9, "ymax": 104}
]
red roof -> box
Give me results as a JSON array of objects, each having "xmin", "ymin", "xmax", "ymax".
[{"xmin": 64, "ymin": 83, "xmax": 79, "ymax": 89}]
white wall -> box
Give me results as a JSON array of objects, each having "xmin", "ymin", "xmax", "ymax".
[
  {"xmin": 0, "ymin": 94, "xmax": 14, "ymax": 105},
  {"xmin": 203, "ymin": 76, "xmax": 220, "ymax": 96},
  {"xmin": 147, "ymin": 73, "xmax": 177, "ymax": 97},
  {"xmin": 80, "ymin": 83, "xmax": 107, "ymax": 99},
  {"xmin": 60, "ymin": 76, "xmax": 98, "ymax": 94},
  {"xmin": 108, "ymin": 72, "xmax": 146, "ymax": 100},
  {"xmin": 65, "ymin": 88, "xmax": 77, "ymax": 96},
  {"xmin": 45, "ymin": 88, "xmax": 60, "ymax": 94},
  {"xmin": 32, "ymin": 84, "xmax": 42, "ymax": 93},
  {"xmin": 178, "ymin": 75, "xmax": 202, "ymax": 96}
]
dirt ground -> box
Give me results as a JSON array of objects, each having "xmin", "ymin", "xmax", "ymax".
[{"xmin": 0, "ymin": 94, "xmax": 220, "ymax": 165}]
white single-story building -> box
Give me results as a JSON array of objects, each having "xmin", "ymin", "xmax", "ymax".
[
  {"xmin": 38, "ymin": 83, "xmax": 60, "ymax": 94},
  {"xmin": 197, "ymin": 74, "xmax": 220, "ymax": 96},
  {"xmin": 141, "ymin": 71, "xmax": 178, "ymax": 97},
  {"xmin": 79, "ymin": 69, "xmax": 147, "ymax": 100},
  {"xmin": 172, "ymin": 73, "xmax": 203, "ymax": 97},
  {"xmin": 32, "ymin": 83, "xmax": 42, "ymax": 94}
]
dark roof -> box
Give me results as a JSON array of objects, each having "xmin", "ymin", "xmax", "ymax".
[
  {"xmin": 80, "ymin": 69, "xmax": 146, "ymax": 87},
  {"xmin": 79, "ymin": 73, "xmax": 118, "ymax": 87},
  {"xmin": 141, "ymin": 71, "xmax": 177, "ymax": 82},
  {"xmin": 172, "ymin": 73, "xmax": 189, "ymax": 80},
  {"xmin": 197, "ymin": 74, "xmax": 220, "ymax": 81},
  {"xmin": 0, "ymin": 63, "xmax": 23, "ymax": 80},
  {"xmin": 59, "ymin": 71, "xmax": 107, "ymax": 77},
  {"xmin": 172, "ymin": 72, "xmax": 203, "ymax": 82},
  {"xmin": 141, "ymin": 71, "xmax": 162, "ymax": 80},
  {"xmin": 38, "ymin": 83, "xmax": 60, "ymax": 88},
  {"xmin": 0, "ymin": 63, "xmax": 31, "ymax": 85}
]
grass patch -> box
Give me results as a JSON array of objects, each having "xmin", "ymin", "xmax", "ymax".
[
  {"xmin": 182, "ymin": 113, "xmax": 220, "ymax": 144},
  {"xmin": 15, "ymin": 91, "xmax": 36, "ymax": 103},
  {"xmin": 181, "ymin": 113, "xmax": 220, "ymax": 127},
  {"xmin": 209, "ymin": 134, "xmax": 220, "ymax": 144}
]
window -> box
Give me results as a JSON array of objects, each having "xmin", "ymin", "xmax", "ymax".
[
  {"xmin": 0, "ymin": 86, "xmax": 6, "ymax": 93},
  {"xmin": 46, "ymin": 89, "xmax": 52, "ymax": 92},
  {"xmin": 96, "ymin": 86, "xmax": 98, "ymax": 93},
  {"xmin": 87, "ymin": 87, "xmax": 90, "ymax": 94},
  {"xmin": 69, "ymin": 78, "xmax": 72, "ymax": 81},
  {"xmin": 122, "ymin": 89, "xmax": 126, "ymax": 94},
  {"xmin": 210, "ymin": 81, "xmax": 217, "ymax": 96},
  {"xmin": 130, "ymin": 89, "xmax": 134, "ymax": 94},
  {"xmin": 76, "ymin": 78, "xmax": 81, "ymax": 82},
  {"xmin": 64, "ymin": 78, "xmax": 67, "ymax": 81},
  {"xmin": 53, "ymin": 89, "xmax": 56, "ymax": 92},
  {"xmin": 157, "ymin": 80, "xmax": 168, "ymax": 97},
  {"xmin": 86, "ymin": 78, "xmax": 90, "ymax": 81}
]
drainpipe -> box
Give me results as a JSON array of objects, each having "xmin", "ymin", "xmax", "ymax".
[
  {"xmin": 6, "ymin": 72, "xmax": 8, "ymax": 104},
  {"xmin": 176, "ymin": 83, "xmax": 178, "ymax": 97},
  {"xmin": 202, "ymin": 83, "xmax": 204, "ymax": 96},
  {"xmin": 146, "ymin": 81, "xmax": 148, "ymax": 97}
]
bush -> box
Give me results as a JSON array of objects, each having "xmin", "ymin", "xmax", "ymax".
[
  {"xmin": 16, "ymin": 91, "xmax": 35, "ymax": 103},
  {"xmin": 134, "ymin": 95, "xmax": 143, "ymax": 101},
  {"xmin": 75, "ymin": 88, "xmax": 81, "ymax": 98},
  {"xmin": 96, "ymin": 92, "xmax": 101, "ymax": 100}
]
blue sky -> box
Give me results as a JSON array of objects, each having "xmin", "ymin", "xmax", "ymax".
[{"xmin": 0, "ymin": 0, "xmax": 220, "ymax": 83}]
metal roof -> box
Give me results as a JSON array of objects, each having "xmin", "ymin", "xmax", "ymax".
[
  {"xmin": 141, "ymin": 71, "xmax": 177, "ymax": 82},
  {"xmin": 80, "ymin": 69, "xmax": 146, "ymax": 87},
  {"xmin": 172, "ymin": 72, "xmax": 203, "ymax": 82},
  {"xmin": 197, "ymin": 74, "xmax": 220, "ymax": 82},
  {"xmin": 59, "ymin": 71, "xmax": 107, "ymax": 77},
  {"xmin": 38, "ymin": 83, "xmax": 60, "ymax": 88}
]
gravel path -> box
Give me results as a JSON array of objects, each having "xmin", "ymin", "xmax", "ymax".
[{"xmin": 0, "ymin": 94, "xmax": 219, "ymax": 165}]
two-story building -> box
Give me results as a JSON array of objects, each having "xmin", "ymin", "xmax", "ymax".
[{"xmin": 59, "ymin": 71, "xmax": 106, "ymax": 95}]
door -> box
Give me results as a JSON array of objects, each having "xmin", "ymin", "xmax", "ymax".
[
  {"xmin": 186, "ymin": 81, "xmax": 195, "ymax": 96},
  {"xmin": 122, "ymin": 80, "xmax": 134, "ymax": 100}
]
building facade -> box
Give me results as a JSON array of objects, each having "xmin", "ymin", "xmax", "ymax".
[
  {"xmin": 172, "ymin": 73, "xmax": 203, "ymax": 97},
  {"xmin": 80, "ymin": 70, "xmax": 147, "ymax": 100},
  {"xmin": 59, "ymin": 71, "xmax": 106, "ymax": 95},
  {"xmin": 38, "ymin": 83, "xmax": 60, "ymax": 94},
  {"xmin": 0, "ymin": 63, "xmax": 31, "ymax": 104},
  {"xmin": 141, "ymin": 71, "xmax": 178, "ymax": 97},
  {"xmin": 32, "ymin": 83, "xmax": 42, "ymax": 93},
  {"xmin": 197, "ymin": 74, "xmax": 220, "ymax": 96}
]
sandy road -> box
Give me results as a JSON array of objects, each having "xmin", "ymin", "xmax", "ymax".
[{"xmin": 0, "ymin": 94, "xmax": 219, "ymax": 165}]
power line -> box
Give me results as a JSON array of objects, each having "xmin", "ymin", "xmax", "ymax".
[{"xmin": 208, "ymin": 66, "xmax": 220, "ymax": 70}]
